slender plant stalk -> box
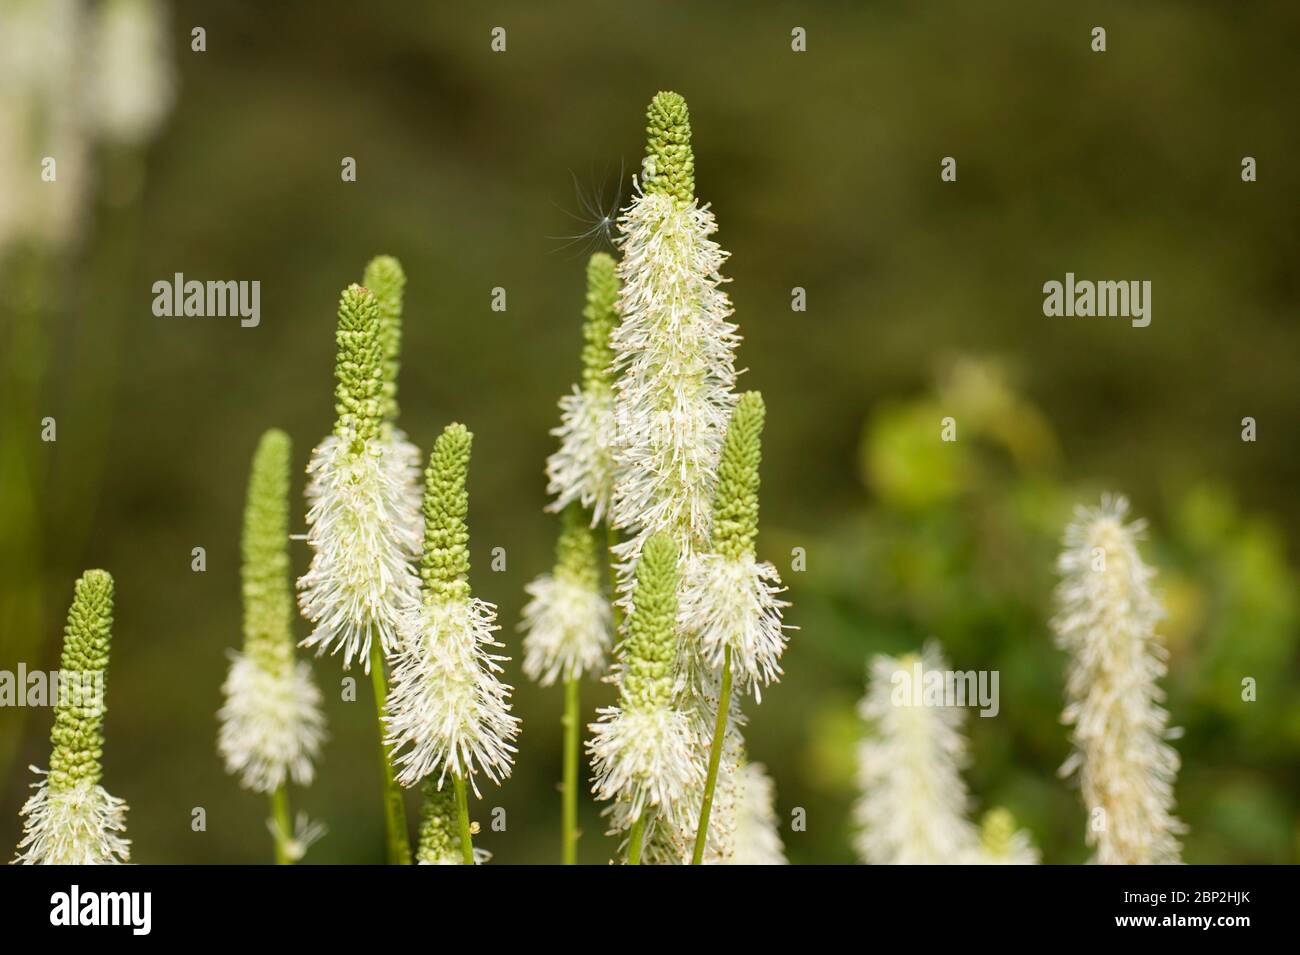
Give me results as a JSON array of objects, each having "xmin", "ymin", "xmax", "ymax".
[
  {"xmin": 626, "ymin": 813, "xmax": 646, "ymax": 865},
  {"xmin": 453, "ymin": 773, "xmax": 474, "ymax": 864},
  {"xmin": 562, "ymin": 676, "xmax": 580, "ymax": 864},
  {"xmin": 369, "ymin": 640, "xmax": 412, "ymax": 864},
  {"xmin": 270, "ymin": 786, "xmax": 294, "ymax": 865},
  {"xmin": 691, "ymin": 647, "xmax": 734, "ymax": 864}
]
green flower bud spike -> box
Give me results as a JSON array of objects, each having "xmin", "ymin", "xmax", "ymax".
[
  {"xmin": 580, "ymin": 252, "xmax": 619, "ymax": 394},
  {"xmin": 15, "ymin": 570, "xmax": 129, "ymax": 864},
  {"xmin": 242, "ymin": 429, "xmax": 294, "ymax": 675},
  {"xmin": 49, "ymin": 570, "xmax": 114, "ymax": 792},
  {"xmin": 332, "ymin": 283, "xmax": 384, "ymax": 449},
  {"xmin": 710, "ymin": 391, "xmax": 765, "ymax": 562},
  {"xmin": 555, "ymin": 503, "xmax": 601, "ymax": 591},
  {"xmin": 362, "ymin": 255, "xmax": 406, "ymax": 424},
  {"xmin": 416, "ymin": 780, "xmax": 469, "ymax": 865},
  {"xmin": 621, "ymin": 533, "xmax": 679, "ymax": 714},
  {"xmin": 420, "ymin": 423, "xmax": 473, "ymax": 605},
  {"xmin": 644, "ymin": 91, "xmax": 695, "ymax": 204}
]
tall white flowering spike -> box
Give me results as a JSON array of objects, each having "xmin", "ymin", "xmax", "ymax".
[
  {"xmin": 89, "ymin": 0, "xmax": 174, "ymax": 146},
  {"xmin": 220, "ymin": 429, "xmax": 326, "ymax": 794},
  {"xmin": 547, "ymin": 252, "xmax": 621, "ymax": 525},
  {"xmin": 1052, "ymin": 495, "xmax": 1184, "ymax": 865},
  {"xmin": 298, "ymin": 284, "xmax": 421, "ymax": 672},
  {"xmin": 728, "ymin": 762, "xmax": 787, "ymax": 865},
  {"xmin": 14, "ymin": 571, "xmax": 129, "ymax": 864},
  {"xmin": 853, "ymin": 644, "xmax": 980, "ymax": 865},
  {"xmin": 680, "ymin": 391, "xmax": 791, "ymax": 698},
  {"xmin": 386, "ymin": 424, "xmax": 520, "ymax": 792},
  {"xmin": 589, "ymin": 533, "xmax": 701, "ymax": 844},
  {"xmin": 972, "ymin": 808, "xmax": 1039, "ymax": 865},
  {"xmin": 609, "ymin": 91, "xmax": 739, "ymax": 571},
  {"xmin": 521, "ymin": 504, "xmax": 612, "ymax": 685}
]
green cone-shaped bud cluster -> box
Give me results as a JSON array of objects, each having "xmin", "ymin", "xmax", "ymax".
[
  {"xmin": 241, "ymin": 429, "xmax": 294, "ymax": 674},
  {"xmin": 362, "ymin": 255, "xmax": 406, "ymax": 423},
  {"xmin": 644, "ymin": 91, "xmax": 694, "ymax": 204},
  {"xmin": 333, "ymin": 284, "xmax": 384, "ymax": 448},
  {"xmin": 711, "ymin": 391, "xmax": 765, "ymax": 562},
  {"xmin": 980, "ymin": 808, "xmax": 1018, "ymax": 856},
  {"xmin": 48, "ymin": 570, "xmax": 114, "ymax": 792},
  {"xmin": 554, "ymin": 503, "xmax": 600, "ymax": 590},
  {"xmin": 420, "ymin": 423, "xmax": 473, "ymax": 604},
  {"xmin": 580, "ymin": 252, "xmax": 619, "ymax": 393},
  {"xmin": 416, "ymin": 780, "xmax": 462, "ymax": 864},
  {"xmin": 620, "ymin": 533, "xmax": 679, "ymax": 712}
]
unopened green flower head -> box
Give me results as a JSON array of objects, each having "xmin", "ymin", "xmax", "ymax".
[
  {"xmin": 362, "ymin": 255, "xmax": 406, "ymax": 423},
  {"xmin": 711, "ymin": 391, "xmax": 765, "ymax": 561},
  {"xmin": 980, "ymin": 808, "xmax": 1016, "ymax": 855},
  {"xmin": 420, "ymin": 423, "xmax": 473, "ymax": 604},
  {"xmin": 416, "ymin": 780, "xmax": 462, "ymax": 864},
  {"xmin": 332, "ymin": 283, "xmax": 384, "ymax": 448},
  {"xmin": 644, "ymin": 91, "xmax": 694, "ymax": 203},
  {"xmin": 555, "ymin": 503, "xmax": 601, "ymax": 590},
  {"xmin": 241, "ymin": 428, "xmax": 294, "ymax": 673},
  {"xmin": 580, "ymin": 252, "xmax": 619, "ymax": 393},
  {"xmin": 620, "ymin": 533, "xmax": 679, "ymax": 712},
  {"xmin": 49, "ymin": 570, "xmax": 114, "ymax": 791}
]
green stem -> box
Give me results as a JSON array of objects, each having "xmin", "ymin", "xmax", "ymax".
[
  {"xmin": 270, "ymin": 785, "xmax": 294, "ymax": 865},
  {"xmin": 369, "ymin": 639, "xmax": 412, "ymax": 864},
  {"xmin": 562, "ymin": 676, "xmax": 580, "ymax": 864},
  {"xmin": 626, "ymin": 813, "xmax": 646, "ymax": 865},
  {"xmin": 691, "ymin": 647, "xmax": 733, "ymax": 865},
  {"xmin": 453, "ymin": 773, "xmax": 475, "ymax": 864}
]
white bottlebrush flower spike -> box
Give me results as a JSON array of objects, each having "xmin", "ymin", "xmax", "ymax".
[
  {"xmin": 589, "ymin": 534, "xmax": 701, "ymax": 840},
  {"xmin": 547, "ymin": 252, "xmax": 621, "ymax": 525},
  {"xmin": 1052, "ymin": 494, "xmax": 1184, "ymax": 865},
  {"xmin": 385, "ymin": 424, "xmax": 520, "ymax": 793},
  {"xmin": 14, "ymin": 571, "xmax": 130, "ymax": 865},
  {"xmin": 220, "ymin": 429, "xmax": 326, "ymax": 794},
  {"xmin": 521, "ymin": 505, "xmax": 612, "ymax": 685},
  {"xmin": 298, "ymin": 285, "xmax": 422, "ymax": 672},
  {"xmin": 728, "ymin": 762, "xmax": 787, "ymax": 865},
  {"xmin": 854, "ymin": 643, "xmax": 980, "ymax": 864},
  {"xmin": 609, "ymin": 92, "xmax": 739, "ymax": 572},
  {"xmin": 89, "ymin": 0, "xmax": 174, "ymax": 146}
]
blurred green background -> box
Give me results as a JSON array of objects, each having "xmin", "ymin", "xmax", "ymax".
[{"xmin": 2, "ymin": 0, "xmax": 1298, "ymax": 864}]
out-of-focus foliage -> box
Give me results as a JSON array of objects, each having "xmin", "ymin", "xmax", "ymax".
[{"xmin": 797, "ymin": 358, "xmax": 1300, "ymax": 864}]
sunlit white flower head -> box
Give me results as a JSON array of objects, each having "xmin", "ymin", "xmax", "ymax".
[
  {"xmin": 728, "ymin": 762, "xmax": 787, "ymax": 865},
  {"xmin": 521, "ymin": 505, "xmax": 612, "ymax": 685},
  {"xmin": 609, "ymin": 92, "xmax": 739, "ymax": 574},
  {"xmin": 678, "ymin": 391, "xmax": 791, "ymax": 698},
  {"xmin": 14, "ymin": 570, "xmax": 130, "ymax": 865},
  {"xmin": 385, "ymin": 424, "xmax": 519, "ymax": 794},
  {"xmin": 89, "ymin": 0, "xmax": 174, "ymax": 146},
  {"xmin": 970, "ymin": 808, "xmax": 1039, "ymax": 865},
  {"xmin": 853, "ymin": 643, "xmax": 980, "ymax": 864},
  {"xmin": 589, "ymin": 534, "xmax": 701, "ymax": 836},
  {"xmin": 1053, "ymin": 494, "xmax": 1184, "ymax": 865},
  {"xmin": 547, "ymin": 253, "xmax": 621, "ymax": 525},
  {"xmin": 298, "ymin": 285, "xmax": 422, "ymax": 672},
  {"xmin": 220, "ymin": 652, "xmax": 325, "ymax": 793}
]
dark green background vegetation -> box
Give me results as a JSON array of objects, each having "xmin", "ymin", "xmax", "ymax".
[{"xmin": 2, "ymin": 1, "xmax": 1297, "ymax": 863}]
